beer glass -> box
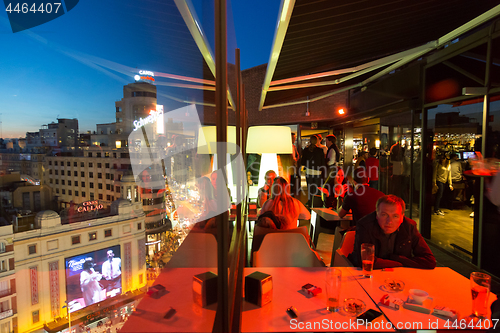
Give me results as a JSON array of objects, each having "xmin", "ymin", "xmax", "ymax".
[
  {"xmin": 361, "ymin": 243, "xmax": 375, "ymax": 278},
  {"xmin": 470, "ymin": 272, "xmax": 491, "ymax": 318},
  {"xmin": 325, "ymin": 268, "xmax": 342, "ymax": 312}
]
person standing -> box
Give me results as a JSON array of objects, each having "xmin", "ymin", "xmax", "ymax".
[
  {"xmin": 450, "ymin": 153, "xmax": 464, "ymax": 201},
  {"xmin": 365, "ymin": 147, "xmax": 379, "ymax": 190},
  {"xmin": 389, "ymin": 140, "xmax": 405, "ymax": 197},
  {"xmin": 325, "ymin": 135, "xmax": 340, "ymax": 167},
  {"xmin": 289, "ymin": 133, "xmax": 301, "ymax": 197},
  {"xmin": 101, "ymin": 250, "xmax": 122, "ymax": 294},
  {"xmin": 432, "ymin": 154, "xmax": 453, "ymax": 216},
  {"xmin": 301, "ymin": 136, "xmax": 326, "ymax": 207},
  {"xmin": 80, "ymin": 258, "xmax": 103, "ymax": 307},
  {"xmin": 315, "ymin": 134, "xmax": 328, "ymax": 156},
  {"xmin": 354, "ymin": 151, "xmax": 368, "ymax": 170},
  {"xmin": 324, "ymin": 135, "xmax": 342, "ymax": 207}
]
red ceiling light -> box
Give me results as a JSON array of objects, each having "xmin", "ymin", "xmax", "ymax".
[{"xmin": 338, "ymin": 108, "xmax": 345, "ymax": 115}]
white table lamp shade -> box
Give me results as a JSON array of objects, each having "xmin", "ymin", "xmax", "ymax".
[{"xmin": 246, "ymin": 126, "xmax": 293, "ymax": 154}]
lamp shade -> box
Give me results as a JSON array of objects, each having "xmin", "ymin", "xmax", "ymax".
[
  {"xmin": 246, "ymin": 126, "xmax": 293, "ymax": 154},
  {"xmin": 197, "ymin": 126, "xmax": 237, "ymax": 154}
]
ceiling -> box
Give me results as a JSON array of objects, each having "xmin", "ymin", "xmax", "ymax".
[{"xmin": 260, "ymin": 0, "xmax": 500, "ymax": 110}]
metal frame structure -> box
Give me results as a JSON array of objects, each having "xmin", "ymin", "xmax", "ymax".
[
  {"xmin": 420, "ymin": 19, "xmax": 500, "ymax": 269},
  {"xmin": 258, "ymin": 3, "xmax": 500, "ymax": 110}
]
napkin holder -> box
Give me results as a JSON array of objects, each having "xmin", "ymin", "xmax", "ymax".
[
  {"xmin": 402, "ymin": 296, "xmax": 433, "ymax": 314},
  {"xmin": 245, "ymin": 271, "xmax": 272, "ymax": 307},
  {"xmin": 193, "ymin": 271, "xmax": 218, "ymax": 307}
]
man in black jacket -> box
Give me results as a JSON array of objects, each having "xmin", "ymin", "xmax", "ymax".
[{"xmin": 350, "ymin": 195, "xmax": 436, "ymax": 269}]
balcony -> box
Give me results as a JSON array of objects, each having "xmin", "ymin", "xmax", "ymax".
[
  {"xmin": 0, "ymin": 309, "xmax": 13, "ymax": 320},
  {"xmin": 0, "ymin": 289, "xmax": 13, "ymax": 298}
]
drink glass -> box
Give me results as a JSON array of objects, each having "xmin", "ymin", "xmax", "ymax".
[
  {"xmin": 361, "ymin": 243, "xmax": 375, "ymax": 278},
  {"xmin": 470, "ymin": 272, "xmax": 491, "ymax": 318},
  {"xmin": 325, "ymin": 267, "xmax": 342, "ymax": 312}
]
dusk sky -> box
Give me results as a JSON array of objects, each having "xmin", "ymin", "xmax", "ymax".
[{"xmin": 0, "ymin": 0, "xmax": 280, "ymax": 138}]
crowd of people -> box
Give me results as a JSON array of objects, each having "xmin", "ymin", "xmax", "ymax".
[
  {"xmin": 250, "ymin": 133, "xmax": 436, "ymax": 270},
  {"xmin": 181, "ymin": 133, "xmax": 497, "ymax": 270}
]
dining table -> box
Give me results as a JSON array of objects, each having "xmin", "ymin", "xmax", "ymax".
[
  {"xmin": 120, "ymin": 267, "xmax": 217, "ymax": 333},
  {"xmin": 348, "ymin": 266, "xmax": 498, "ymax": 330},
  {"xmin": 241, "ymin": 267, "xmax": 394, "ymax": 332},
  {"xmin": 310, "ymin": 208, "xmax": 353, "ymax": 247}
]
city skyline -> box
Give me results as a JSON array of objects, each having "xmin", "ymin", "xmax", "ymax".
[{"xmin": 0, "ymin": 0, "xmax": 280, "ymax": 138}]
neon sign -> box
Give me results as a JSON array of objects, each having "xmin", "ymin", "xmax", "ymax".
[
  {"xmin": 135, "ymin": 70, "xmax": 155, "ymax": 83},
  {"xmin": 140, "ymin": 76, "xmax": 155, "ymax": 82},
  {"xmin": 139, "ymin": 70, "xmax": 154, "ymax": 76},
  {"xmin": 133, "ymin": 107, "xmax": 164, "ymax": 131},
  {"xmin": 77, "ymin": 200, "xmax": 104, "ymax": 213}
]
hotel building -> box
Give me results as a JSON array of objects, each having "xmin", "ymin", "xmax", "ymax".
[{"xmin": 0, "ymin": 226, "xmax": 16, "ymax": 333}]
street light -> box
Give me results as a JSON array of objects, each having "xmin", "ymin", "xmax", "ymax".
[{"xmin": 62, "ymin": 300, "xmax": 71, "ymax": 333}]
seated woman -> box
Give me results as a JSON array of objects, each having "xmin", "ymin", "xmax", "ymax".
[{"xmin": 258, "ymin": 177, "xmax": 311, "ymax": 229}]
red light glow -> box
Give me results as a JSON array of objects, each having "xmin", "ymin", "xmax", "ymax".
[{"xmin": 338, "ymin": 108, "xmax": 345, "ymax": 115}]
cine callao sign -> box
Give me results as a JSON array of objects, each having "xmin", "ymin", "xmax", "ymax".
[{"xmin": 77, "ymin": 200, "xmax": 104, "ymax": 213}]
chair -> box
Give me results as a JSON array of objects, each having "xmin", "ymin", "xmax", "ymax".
[
  {"xmin": 310, "ymin": 210, "xmax": 350, "ymax": 248},
  {"xmin": 311, "ymin": 193, "xmax": 325, "ymax": 209},
  {"xmin": 247, "ymin": 199, "xmax": 258, "ymax": 237},
  {"xmin": 253, "ymin": 231, "xmax": 325, "ymax": 267},
  {"xmin": 329, "ymin": 224, "xmax": 351, "ymax": 266},
  {"xmin": 251, "ymin": 225, "xmax": 310, "ymax": 255},
  {"xmin": 166, "ymin": 232, "xmax": 217, "ymax": 268},
  {"xmin": 332, "ymin": 230, "xmax": 355, "ymax": 267}
]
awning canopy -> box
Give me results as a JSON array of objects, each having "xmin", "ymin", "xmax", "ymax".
[{"xmin": 260, "ymin": 0, "xmax": 500, "ymax": 110}]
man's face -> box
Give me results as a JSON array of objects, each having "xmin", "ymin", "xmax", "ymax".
[
  {"xmin": 376, "ymin": 203, "xmax": 404, "ymax": 235},
  {"xmin": 326, "ymin": 139, "xmax": 332, "ymax": 148},
  {"xmin": 265, "ymin": 173, "xmax": 276, "ymax": 187},
  {"xmin": 107, "ymin": 250, "xmax": 114, "ymax": 260}
]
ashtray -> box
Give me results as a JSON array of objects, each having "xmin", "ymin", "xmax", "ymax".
[
  {"xmin": 383, "ymin": 279, "xmax": 405, "ymax": 292},
  {"xmin": 343, "ymin": 298, "xmax": 366, "ymax": 316}
]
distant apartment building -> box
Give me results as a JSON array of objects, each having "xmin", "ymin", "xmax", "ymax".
[
  {"xmin": 44, "ymin": 147, "xmax": 170, "ymax": 255},
  {"xmin": 91, "ymin": 123, "xmax": 119, "ymax": 147},
  {"xmin": 0, "ymin": 154, "xmax": 46, "ymax": 187},
  {"xmin": 3, "ymin": 139, "xmax": 25, "ymax": 153},
  {"xmin": 14, "ymin": 198, "xmax": 146, "ymax": 333},
  {"xmin": 40, "ymin": 118, "xmax": 79, "ymax": 150},
  {"xmin": 44, "ymin": 147, "xmax": 132, "ymax": 209},
  {"xmin": 0, "ymin": 174, "xmax": 52, "ymax": 212},
  {"xmin": 78, "ymin": 133, "xmax": 91, "ymax": 147},
  {"xmin": 26, "ymin": 132, "xmax": 42, "ymax": 152}
]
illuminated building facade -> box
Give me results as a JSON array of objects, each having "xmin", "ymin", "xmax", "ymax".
[
  {"xmin": 44, "ymin": 147, "xmax": 133, "ymax": 209},
  {"xmin": 0, "ymin": 226, "xmax": 16, "ymax": 333},
  {"xmin": 13, "ymin": 198, "xmax": 146, "ymax": 333},
  {"xmin": 114, "ymin": 82, "xmax": 157, "ymax": 137}
]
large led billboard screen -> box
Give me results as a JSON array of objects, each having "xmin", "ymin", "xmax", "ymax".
[{"xmin": 65, "ymin": 245, "xmax": 122, "ymax": 312}]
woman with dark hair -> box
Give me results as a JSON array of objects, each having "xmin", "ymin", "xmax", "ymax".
[
  {"xmin": 259, "ymin": 177, "xmax": 310, "ymax": 229},
  {"xmin": 433, "ymin": 154, "xmax": 453, "ymax": 216},
  {"xmin": 301, "ymin": 135, "xmax": 326, "ymax": 206},
  {"xmin": 80, "ymin": 258, "xmax": 103, "ymax": 306}
]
